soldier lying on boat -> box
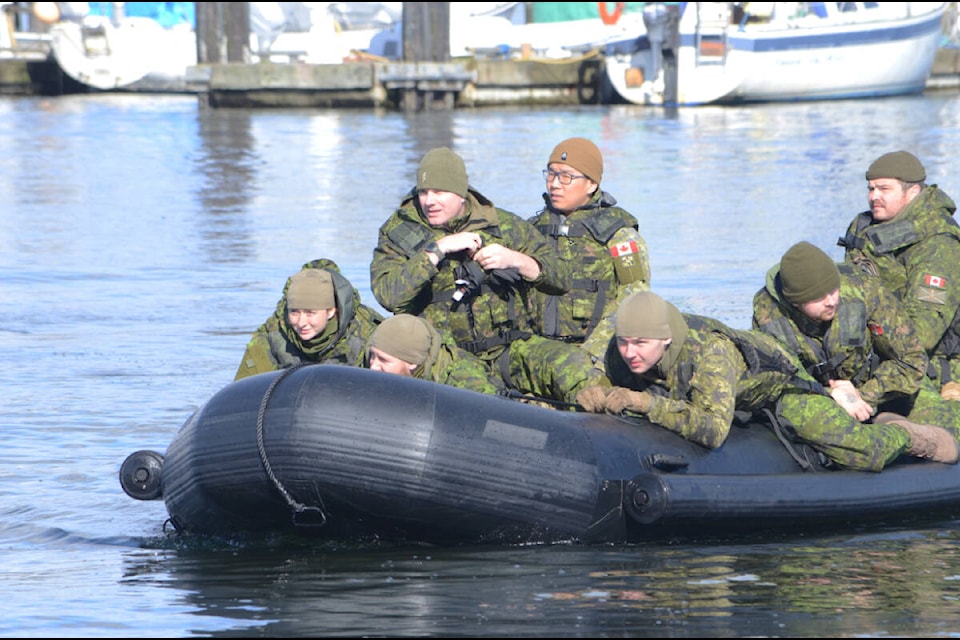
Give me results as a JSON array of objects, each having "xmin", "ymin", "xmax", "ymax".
[
  {"xmin": 364, "ymin": 313, "xmax": 504, "ymax": 396},
  {"xmin": 576, "ymin": 291, "xmax": 959, "ymax": 471}
]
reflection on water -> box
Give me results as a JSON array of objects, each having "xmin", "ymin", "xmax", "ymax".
[
  {"xmin": 111, "ymin": 528, "xmax": 960, "ymax": 637},
  {"xmin": 1, "ymin": 92, "xmax": 960, "ymax": 636}
]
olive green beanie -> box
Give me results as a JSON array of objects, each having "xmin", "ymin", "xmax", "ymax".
[
  {"xmin": 865, "ymin": 150, "xmax": 925, "ymax": 182},
  {"xmin": 286, "ymin": 269, "xmax": 335, "ymax": 310},
  {"xmin": 417, "ymin": 147, "xmax": 469, "ymax": 197},
  {"xmin": 548, "ymin": 137, "xmax": 603, "ymax": 183},
  {"xmin": 615, "ymin": 291, "xmax": 672, "ymax": 339},
  {"xmin": 368, "ymin": 314, "xmax": 433, "ymax": 365},
  {"xmin": 779, "ymin": 241, "xmax": 841, "ymax": 304}
]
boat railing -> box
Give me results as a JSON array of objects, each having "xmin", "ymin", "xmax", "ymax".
[
  {"xmin": 0, "ymin": 3, "xmax": 52, "ymax": 62},
  {"xmin": 692, "ymin": 2, "xmax": 730, "ymax": 66}
]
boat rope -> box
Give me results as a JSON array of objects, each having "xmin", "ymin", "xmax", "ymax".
[
  {"xmin": 256, "ymin": 364, "xmax": 329, "ymax": 528},
  {"xmin": 162, "ymin": 515, "xmax": 185, "ymax": 535},
  {"xmin": 759, "ymin": 406, "xmax": 837, "ymax": 472},
  {"xmin": 500, "ymin": 388, "xmax": 583, "ymax": 410}
]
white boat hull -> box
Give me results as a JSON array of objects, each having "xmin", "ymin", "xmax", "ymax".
[
  {"xmin": 607, "ymin": 2, "xmax": 948, "ymax": 106},
  {"xmin": 49, "ymin": 16, "xmax": 196, "ymax": 91}
]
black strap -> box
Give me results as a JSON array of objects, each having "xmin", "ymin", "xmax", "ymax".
[{"xmin": 459, "ymin": 329, "xmax": 532, "ymax": 355}]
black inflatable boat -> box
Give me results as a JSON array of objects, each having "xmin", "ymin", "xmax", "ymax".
[{"xmin": 120, "ymin": 364, "xmax": 960, "ymax": 544}]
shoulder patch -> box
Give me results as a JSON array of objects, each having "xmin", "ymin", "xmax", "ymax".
[
  {"xmin": 923, "ymin": 274, "xmax": 947, "ymax": 289},
  {"xmin": 917, "ymin": 287, "xmax": 948, "ymax": 305},
  {"xmin": 610, "ymin": 240, "xmax": 639, "ymax": 258}
]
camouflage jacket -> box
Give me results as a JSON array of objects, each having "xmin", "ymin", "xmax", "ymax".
[
  {"xmin": 752, "ymin": 262, "xmax": 927, "ymax": 409},
  {"xmin": 368, "ymin": 318, "xmax": 505, "ymax": 396},
  {"xmin": 370, "ymin": 187, "xmax": 569, "ymax": 362},
  {"xmin": 838, "ymin": 185, "xmax": 960, "ymax": 379},
  {"xmin": 235, "ymin": 259, "xmax": 383, "ymax": 380},
  {"xmin": 603, "ymin": 307, "xmax": 814, "ymax": 448},
  {"xmin": 527, "ymin": 189, "xmax": 650, "ymax": 344}
]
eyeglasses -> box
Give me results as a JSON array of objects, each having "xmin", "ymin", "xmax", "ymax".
[{"xmin": 542, "ymin": 169, "xmax": 587, "ymax": 185}]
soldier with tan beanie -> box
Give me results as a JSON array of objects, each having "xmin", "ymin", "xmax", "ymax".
[
  {"xmin": 235, "ymin": 258, "xmax": 383, "ymax": 380},
  {"xmin": 371, "ymin": 146, "xmax": 606, "ymax": 406},
  {"xmin": 577, "ymin": 290, "xmax": 958, "ymax": 469},
  {"xmin": 365, "ymin": 313, "xmax": 503, "ymax": 395},
  {"xmin": 527, "ymin": 136, "xmax": 650, "ymax": 366}
]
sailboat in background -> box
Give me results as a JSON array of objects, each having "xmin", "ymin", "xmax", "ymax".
[
  {"xmin": 45, "ymin": 1, "xmax": 196, "ymax": 91},
  {"xmin": 40, "ymin": 2, "xmax": 650, "ymax": 92},
  {"xmin": 606, "ymin": 2, "xmax": 949, "ymax": 106}
]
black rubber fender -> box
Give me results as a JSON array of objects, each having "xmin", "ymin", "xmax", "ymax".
[
  {"xmin": 120, "ymin": 450, "xmax": 164, "ymax": 500},
  {"xmin": 624, "ymin": 473, "xmax": 669, "ymax": 524}
]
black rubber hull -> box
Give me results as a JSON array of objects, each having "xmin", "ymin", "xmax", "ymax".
[{"xmin": 150, "ymin": 365, "xmax": 960, "ymax": 544}]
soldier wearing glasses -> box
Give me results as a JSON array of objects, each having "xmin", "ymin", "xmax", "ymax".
[
  {"xmin": 527, "ymin": 137, "xmax": 650, "ymax": 367},
  {"xmin": 371, "ymin": 147, "xmax": 607, "ymax": 406}
]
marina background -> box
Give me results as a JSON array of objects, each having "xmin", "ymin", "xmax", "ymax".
[{"xmin": 2, "ymin": 91, "xmax": 960, "ymax": 636}]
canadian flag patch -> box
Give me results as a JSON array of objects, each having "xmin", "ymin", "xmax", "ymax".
[
  {"xmin": 924, "ymin": 274, "xmax": 947, "ymax": 289},
  {"xmin": 610, "ymin": 241, "xmax": 639, "ymax": 258}
]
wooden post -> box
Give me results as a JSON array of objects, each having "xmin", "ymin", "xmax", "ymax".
[
  {"xmin": 402, "ymin": 2, "xmax": 450, "ymax": 62},
  {"xmin": 225, "ymin": 2, "xmax": 250, "ymax": 63},
  {"xmin": 400, "ymin": 3, "xmax": 451, "ymax": 111},
  {"xmin": 195, "ymin": 2, "xmax": 223, "ymax": 64},
  {"xmin": 195, "ymin": 2, "xmax": 249, "ymax": 64}
]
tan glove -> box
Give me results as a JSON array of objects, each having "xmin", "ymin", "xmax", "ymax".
[
  {"xmin": 941, "ymin": 381, "xmax": 960, "ymax": 401},
  {"xmin": 576, "ymin": 386, "xmax": 612, "ymax": 413},
  {"xmin": 605, "ymin": 388, "xmax": 653, "ymax": 415}
]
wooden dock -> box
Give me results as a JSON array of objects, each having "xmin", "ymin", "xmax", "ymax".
[
  {"xmin": 2, "ymin": 47, "xmax": 958, "ymax": 107},
  {"xmin": 187, "ymin": 54, "xmax": 607, "ymax": 109}
]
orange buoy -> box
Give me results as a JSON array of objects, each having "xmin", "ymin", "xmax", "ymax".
[
  {"xmin": 599, "ymin": 2, "xmax": 625, "ymax": 25},
  {"xmin": 33, "ymin": 2, "xmax": 61, "ymax": 24}
]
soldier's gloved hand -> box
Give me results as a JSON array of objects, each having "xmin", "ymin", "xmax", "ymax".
[
  {"xmin": 605, "ymin": 388, "xmax": 652, "ymax": 415},
  {"xmin": 576, "ymin": 386, "xmax": 612, "ymax": 413},
  {"xmin": 941, "ymin": 381, "xmax": 960, "ymax": 401}
]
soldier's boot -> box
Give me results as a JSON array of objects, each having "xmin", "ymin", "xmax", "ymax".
[{"xmin": 875, "ymin": 412, "xmax": 960, "ymax": 464}]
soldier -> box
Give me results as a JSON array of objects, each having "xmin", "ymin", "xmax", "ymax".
[
  {"xmin": 838, "ymin": 150, "xmax": 960, "ymax": 401},
  {"xmin": 577, "ymin": 291, "xmax": 959, "ymax": 470},
  {"xmin": 527, "ymin": 137, "xmax": 650, "ymax": 364},
  {"xmin": 364, "ymin": 313, "xmax": 505, "ymax": 395},
  {"xmin": 753, "ymin": 241, "xmax": 960, "ymax": 440},
  {"xmin": 235, "ymin": 258, "xmax": 382, "ymax": 380},
  {"xmin": 370, "ymin": 147, "xmax": 604, "ymax": 405}
]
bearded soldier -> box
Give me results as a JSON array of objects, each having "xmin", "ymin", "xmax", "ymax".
[
  {"xmin": 754, "ymin": 241, "xmax": 960, "ymax": 440},
  {"xmin": 838, "ymin": 151, "xmax": 960, "ymax": 401}
]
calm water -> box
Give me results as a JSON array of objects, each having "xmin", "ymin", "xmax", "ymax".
[{"xmin": 3, "ymin": 91, "xmax": 960, "ymax": 637}]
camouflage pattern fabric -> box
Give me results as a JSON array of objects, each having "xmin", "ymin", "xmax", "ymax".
[
  {"xmin": 905, "ymin": 379, "xmax": 960, "ymax": 440},
  {"xmin": 412, "ymin": 320, "xmax": 506, "ymax": 396},
  {"xmin": 602, "ymin": 314, "xmax": 911, "ymax": 471},
  {"xmin": 507, "ymin": 334, "xmax": 610, "ymax": 406},
  {"xmin": 839, "ymin": 185, "xmax": 960, "ymax": 384},
  {"xmin": 527, "ymin": 189, "xmax": 650, "ymax": 365},
  {"xmin": 234, "ymin": 259, "xmax": 383, "ymax": 380},
  {"xmin": 371, "ymin": 187, "xmax": 570, "ymax": 394},
  {"xmin": 753, "ymin": 263, "xmax": 927, "ymax": 408}
]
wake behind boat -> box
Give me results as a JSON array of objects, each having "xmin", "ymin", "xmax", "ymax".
[
  {"xmin": 607, "ymin": 1, "xmax": 949, "ymax": 106},
  {"xmin": 121, "ymin": 364, "xmax": 960, "ymax": 546}
]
